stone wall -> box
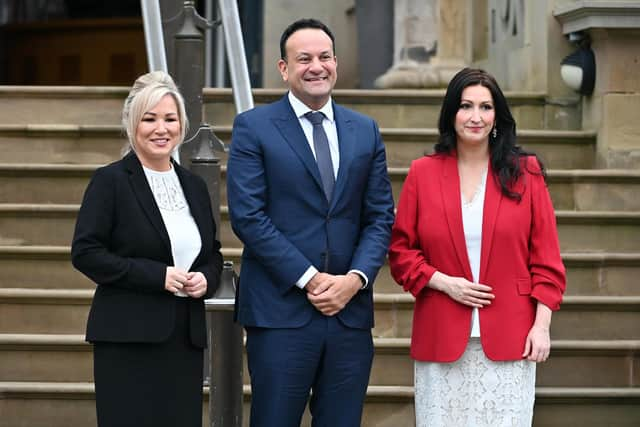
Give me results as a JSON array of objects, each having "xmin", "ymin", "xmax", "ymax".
[{"xmin": 261, "ymin": 0, "xmax": 358, "ymax": 89}]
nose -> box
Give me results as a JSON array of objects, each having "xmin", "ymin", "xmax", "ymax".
[
  {"xmin": 155, "ymin": 120, "xmax": 167, "ymax": 133},
  {"xmin": 470, "ymin": 107, "xmax": 482, "ymax": 122},
  {"xmin": 308, "ymin": 57, "xmax": 323, "ymax": 72}
]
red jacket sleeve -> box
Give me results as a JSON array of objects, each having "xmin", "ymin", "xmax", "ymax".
[
  {"xmin": 527, "ymin": 157, "xmax": 566, "ymax": 310},
  {"xmin": 388, "ymin": 162, "xmax": 438, "ymax": 297}
]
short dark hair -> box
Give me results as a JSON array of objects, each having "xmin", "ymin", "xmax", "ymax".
[
  {"xmin": 434, "ymin": 68, "xmax": 545, "ymax": 201},
  {"xmin": 279, "ymin": 18, "xmax": 335, "ymax": 60}
]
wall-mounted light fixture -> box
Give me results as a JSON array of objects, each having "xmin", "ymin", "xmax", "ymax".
[{"xmin": 560, "ymin": 44, "xmax": 596, "ymax": 96}]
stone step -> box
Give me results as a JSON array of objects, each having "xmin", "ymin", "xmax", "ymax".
[
  {"xmin": 2, "ymin": 334, "xmax": 637, "ymax": 389},
  {"xmin": 1, "ymin": 246, "xmax": 639, "ymax": 297},
  {"xmin": 555, "ymin": 211, "xmax": 640, "ymax": 252},
  {"xmin": 373, "ymin": 295, "xmax": 640, "ymax": 340},
  {"xmin": 388, "ymin": 167, "xmax": 640, "ymax": 211},
  {"xmin": 0, "ymin": 381, "xmax": 637, "ymax": 427},
  {"xmin": 0, "ymin": 125, "xmax": 595, "ymax": 169},
  {"xmin": 220, "ymin": 209, "xmax": 640, "ymax": 253},
  {"xmin": 0, "ymin": 87, "xmax": 561, "ymax": 130},
  {"xmin": 381, "ymin": 129, "xmax": 596, "ymax": 169},
  {"xmin": 5, "ymin": 203, "xmax": 640, "ymax": 252},
  {"xmin": 0, "ymin": 164, "xmax": 95, "ymax": 204},
  {"xmin": 1, "ymin": 289, "xmax": 638, "ymax": 339},
  {"xmin": 3, "ymin": 163, "xmax": 640, "ymax": 212}
]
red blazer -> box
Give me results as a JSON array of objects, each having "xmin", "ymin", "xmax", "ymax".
[{"xmin": 388, "ymin": 153, "xmax": 566, "ymax": 362}]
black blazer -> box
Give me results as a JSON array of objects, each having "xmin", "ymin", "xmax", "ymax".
[{"xmin": 72, "ymin": 152, "xmax": 223, "ymax": 348}]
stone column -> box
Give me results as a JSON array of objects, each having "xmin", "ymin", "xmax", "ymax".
[{"xmin": 375, "ymin": 0, "xmax": 469, "ymax": 88}]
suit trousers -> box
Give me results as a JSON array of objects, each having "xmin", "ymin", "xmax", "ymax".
[{"xmin": 245, "ymin": 309, "xmax": 374, "ymax": 427}]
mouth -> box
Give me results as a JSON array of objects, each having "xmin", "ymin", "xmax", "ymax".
[
  {"xmin": 151, "ymin": 138, "xmax": 170, "ymax": 146},
  {"xmin": 466, "ymin": 126, "xmax": 485, "ymax": 132},
  {"xmin": 304, "ymin": 76, "xmax": 328, "ymax": 83}
]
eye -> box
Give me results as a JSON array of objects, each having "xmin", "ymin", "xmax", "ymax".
[
  {"xmin": 298, "ymin": 56, "xmax": 311, "ymax": 63},
  {"xmin": 481, "ymin": 104, "xmax": 494, "ymax": 111},
  {"xmin": 142, "ymin": 117, "xmax": 155, "ymax": 122},
  {"xmin": 320, "ymin": 54, "xmax": 332, "ymax": 61},
  {"xmin": 459, "ymin": 103, "xmax": 471, "ymax": 110}
]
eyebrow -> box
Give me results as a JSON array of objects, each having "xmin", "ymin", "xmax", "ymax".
[
  {"xmin": 143, "ymin": 111, "xmax": 178, "ymax": 116},
  {"xmin": 460, "ymin": 99, "xmax": 494, "ymax": 104},
  {"xmin": 296, "ymin": 50, "xmax": 333, "ymax": 57}
]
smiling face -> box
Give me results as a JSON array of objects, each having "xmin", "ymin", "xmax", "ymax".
[
  {"xmin": 454, "ymin": 84, "xmax": 495, "ymax": 151},
  {"xmin": 134, "ymin": 94, "xmax": 181, "ymax": 171},
  {"xmin": 277, "ymin": 28, "xmax": 337, "ymax": 110}
]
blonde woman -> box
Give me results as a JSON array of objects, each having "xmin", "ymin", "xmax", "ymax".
[{"xmin": 72, "ymin": 71, "xmax": 223, "ymax": 427}]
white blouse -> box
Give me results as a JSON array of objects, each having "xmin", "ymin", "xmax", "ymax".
[
  {"xmin": 461, "ymin": 169, "xmax": 488, "ymax": 337},
  {"xmin": 143, "ymin": 165, "xmax": 202, "ymax": 297}
]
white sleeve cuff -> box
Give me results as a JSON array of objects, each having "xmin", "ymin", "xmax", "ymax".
[
  {"xmin": 296, "ymin": 266, "xmax": 319, "ymax": 289},
  {"xmin": 348, "ymin": 269, "xmax": 369, "ymax": 289}
]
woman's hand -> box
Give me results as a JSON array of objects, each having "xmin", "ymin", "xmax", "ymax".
[
  {"xmin": 522, "ymin": 324, "xmax": 550, "ymax": 362},
  {"xmin": 165, "ymin": 266, "xmax": 188, "ymax": 294},
  {"xmin": 183, "ymin": 271, "xmax": 208, "ymax": 298},
  {"xmin": 523, "ymin": 302, "xmax": 553, "ymax": 362},
  {"xmin": 429, "ymin": 271, "xmax": 494, "ymax": 308}
]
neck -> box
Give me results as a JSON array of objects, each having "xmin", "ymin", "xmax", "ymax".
[
  {"xmin": 141, "ymin": 158, "xmax": 172, "ymax": 172},
  {"xmin": 456, "ymin": 142, "xmax": 490, "ymax": 167}
]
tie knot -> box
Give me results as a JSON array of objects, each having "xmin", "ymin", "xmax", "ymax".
[{"xmin": 305, "ymin": 111, "xmax": 325, "ymax": 126}]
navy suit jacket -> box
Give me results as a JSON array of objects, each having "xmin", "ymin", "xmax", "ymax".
[
  {"xmin": 227, "ymin": 95, "xmax": 394, "ymax": 329},
  {"xmin": 72, "ymin": 152, "xmax": 223, "ymax": 348}
]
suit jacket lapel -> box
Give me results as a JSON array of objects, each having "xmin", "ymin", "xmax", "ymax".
[
  {"xmin": 271, "ymin": 97, "xmax": 325, "ymax": 195},
  {"xmin": 479, "ymin": 164, "xmax": 502, "ymax": 283},
  {"xmin": 331, "ymin": 104, "xmax": 355, "ymax": 210},
  {"xmin": 124, "ymin": 152, "xmax": 172, "ymax": 254},
  {"xmin": 441, "ymin": 154, "xmax": 473, "ymax": 281}
]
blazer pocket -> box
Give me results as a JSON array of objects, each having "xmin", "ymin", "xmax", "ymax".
[{"xmin": 517, "ymin": 278, "xmax": 532, "ymax": 295}]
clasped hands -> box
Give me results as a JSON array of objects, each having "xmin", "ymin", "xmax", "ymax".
[
  {"xmin": 431, "ymin": 272, "xmax": 551, "ymax": 363},
  {"xmin": 164, "ymin": 266, "xmax": 208, "ymax": 298},
  {"xmin": 305, "ymin": 272, "xmax": 362, "ymax": 316}
]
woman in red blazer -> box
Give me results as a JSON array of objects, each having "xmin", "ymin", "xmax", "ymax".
[{"xmin": 388, "ymin": 68, "xmax": 566, "ymax": 426}]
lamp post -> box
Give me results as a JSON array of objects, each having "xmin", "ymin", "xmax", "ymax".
[{"xmin": 172, "ymin": 2, "xmax": 242, "ymax": 426}]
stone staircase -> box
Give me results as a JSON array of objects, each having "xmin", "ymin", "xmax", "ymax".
[{"xmin": 0, "ymin": 87, "xmax": 639, "ymax": 427}]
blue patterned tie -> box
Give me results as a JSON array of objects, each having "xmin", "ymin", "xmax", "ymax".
[{"xmin": 305, "ymin": 111, "xmax": 335, "ymax": 201}]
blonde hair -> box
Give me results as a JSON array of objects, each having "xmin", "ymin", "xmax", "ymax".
[{"xmin": 121, "ymin": 71, "xmax": 189, "ymax": 155}]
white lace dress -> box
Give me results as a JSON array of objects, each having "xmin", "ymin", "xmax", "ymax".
[{"xmin": 414, "ymin": 171, "xmax": 536, "ymax": 427}]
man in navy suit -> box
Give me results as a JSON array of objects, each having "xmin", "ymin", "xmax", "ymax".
[{"xmin": 226, "ymin": 18, "xmax": 394, "ymax": 427}]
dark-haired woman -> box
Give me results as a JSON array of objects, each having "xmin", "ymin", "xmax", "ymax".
[{"xmin": 388, "ymin": 68, "xmax": 566, "ymax": 427}]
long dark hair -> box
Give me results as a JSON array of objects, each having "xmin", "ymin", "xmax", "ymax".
[{"xmin": 434, "ymin": 68, "xmax": 545, "ymax": 201}]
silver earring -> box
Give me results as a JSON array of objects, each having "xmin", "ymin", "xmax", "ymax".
[{"xmin": 492, "ymin": 126, "xmax": 497, "ymax": 138}]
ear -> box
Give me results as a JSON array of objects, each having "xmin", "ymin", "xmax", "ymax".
[{"xmin": 277, "ymin": 59, "xmax": 288, "ymax": 82}]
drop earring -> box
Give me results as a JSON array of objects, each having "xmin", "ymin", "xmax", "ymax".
[{"xmin": 492, "ymin": 125, "xmax": 497, "ymax": 138}]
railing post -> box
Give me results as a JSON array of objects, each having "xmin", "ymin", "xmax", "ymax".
[
  {"xmin": 173, "ymin": 0, "xmax": 212, "ymax": 169},
  {"xmin": 172, "ymin": 2, "xmax": 243, "ymax": 426},
  {"xmin": 206, "ymin": 262, "xmax": 243, "ymax": 427}
]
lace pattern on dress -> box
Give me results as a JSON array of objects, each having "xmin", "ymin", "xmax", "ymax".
[
  {"xmin": 144, "ymin": 168, "xmax": 188, "ymax": 212},
  {"xmin": 415, "ymin": 339, "xmax": 536, "ymax": 427}
]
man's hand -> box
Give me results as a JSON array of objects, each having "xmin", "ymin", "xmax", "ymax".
[
  {"xmin": 307, "ymin": 273, "xmax": 362, "ymax": 316},
  {"xmin": 305, "ymin": 272, "xmax": 334, "ymax": 295}
]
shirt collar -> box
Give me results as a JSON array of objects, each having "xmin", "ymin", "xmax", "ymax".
[{"xmin": 288, "ymin": 91, "xmax": 334, "ymax": 123}]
